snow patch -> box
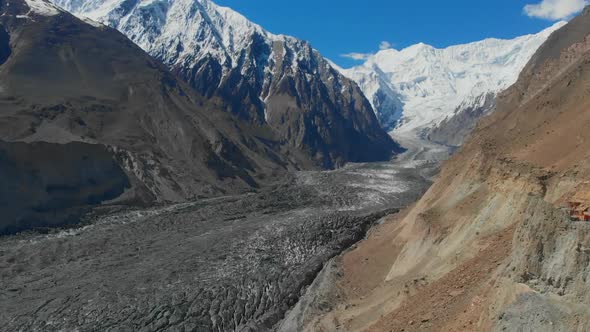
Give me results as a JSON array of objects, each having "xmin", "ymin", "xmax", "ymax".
[
  {"xmin": 82, "ymin": 17, "xmax": 102, "ymax": 27},
  {"xmin": 25, "ymin": 0, "xmax": 60, "ymax": 16}
]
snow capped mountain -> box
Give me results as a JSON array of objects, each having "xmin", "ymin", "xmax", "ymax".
[
  {"xmin": 55, "ymin": 0, "xmax": 285, "ymax": 75},
  {"xmin": 339, "ymin": 22, "xmax": 566, "ymax": 135},
  {"xmin": 52, "ymin": 0, "xmax": 399, "ymax": 168},
  {"xmin": 51, "ymin": 0, "xmax": 558, "ymax": 152},
  {"xmin": 23, "ymin": 0, "xmax": 62, "ymax": 16},
  {"xmin": 51, "ymin": 0, "xmax": 348, "ymax": 106}
]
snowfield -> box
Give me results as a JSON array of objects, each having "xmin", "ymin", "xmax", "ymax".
[
  {"xmin": 338, "ymin": 22, "xmax": 565, "ymax": 133},
  {"xmin": 24, "ymin": 0, "xmax": 60, "ymax": 16}
]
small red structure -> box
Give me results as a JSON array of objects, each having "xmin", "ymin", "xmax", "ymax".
[{"xmin": 567, "ymin": 201, "xmax": 590, "ymax": 221}]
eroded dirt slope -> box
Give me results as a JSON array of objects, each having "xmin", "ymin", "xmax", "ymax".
[{"xmin": 297, "ymin": 7, "xmax": 590, "ymax": 332}]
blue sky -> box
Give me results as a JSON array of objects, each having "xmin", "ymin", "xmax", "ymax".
[{"xmin": 214, "ymin": 0, "xmax": 586, "ymax": 68}]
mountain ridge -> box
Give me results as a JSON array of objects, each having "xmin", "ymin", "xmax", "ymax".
[
  {"xmin": 0, "ymin": 0, "xmax": 320, "ymax": 233},
  {"xmin": 53, "ymin": 0, "xmax": 400, "ymax": 168},
  {"xmin": 339, "ymin": 22, "xmax": 565, "ymax": 138}
]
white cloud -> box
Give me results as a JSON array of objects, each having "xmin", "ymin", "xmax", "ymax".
[
  {"xmin": 524, "ymin": 0, "xmax": 588, "ymax": 20},
  {"xmin": 379, "ymin": 41, "xmax": 393, "ymax": 50},
  {"xmin": 340, "ymin": 52, "xmax": 372, "ymax": 61},
  {"xmin": 342, "ymin": 41, "xmax": 395, "ymax": 61}
]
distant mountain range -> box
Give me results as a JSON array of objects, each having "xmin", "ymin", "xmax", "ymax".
[
  {"xmin": 337, "ymin": 22, "xmax": 564, "ymax": 143},
  {"xmin": 53, "ymin": 0, "xmax": 399, "ymax": 168},
  {"xmin": 52, "ymin": 0, "xmax": 564, "ymax": 149}
]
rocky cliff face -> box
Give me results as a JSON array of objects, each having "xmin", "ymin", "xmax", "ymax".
[
  {"xmin": 52, "ymin": 0, "xmax": 399, "ymax": 168},
  {"xmin": 425, "ymin": 92, "xmax": 496, "ymax": 147},
  {"xmin": 0, "ymin": 0, "xmax": 319, "ymax": 233},
  {"xmin": 293, "ymin": 7, "xmax": 590, "ymax": 332}
]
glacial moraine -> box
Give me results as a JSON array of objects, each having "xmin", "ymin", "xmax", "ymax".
[{"xmin": 0, "ymin": 139, "xmax": 445, "ymax": 331}]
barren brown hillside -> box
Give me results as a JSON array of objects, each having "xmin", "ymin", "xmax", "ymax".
[{"xmin": 292, "ymin": 6, "xmax": 590, "ymax": 332}]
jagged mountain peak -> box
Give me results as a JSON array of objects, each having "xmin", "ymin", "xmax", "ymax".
[
  {"xmin": 53, "ymin": 0, "xmax": 398, "ymax": 168},
  {"xmin": 53, "ymin": 0, "xmax": 299, "ymax": 72},
  {"xmin": 340, "ymin": 21, "xmax": 566, "ymax": 133}
]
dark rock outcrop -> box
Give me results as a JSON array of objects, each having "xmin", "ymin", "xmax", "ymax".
[
  {"xmin": 0, "ymin": 141, "xmax": 130, "ymax": 234},
  {"xmin": 168, "ymin": 25, "xmax": 402, "ymax": 169},
  {"xmin": 0, "ymin": 24, "xmax": 9, "ymax": 66},
  {"xmin": 426, "ymin": 92, "xmax": 496, "ymax": 147}
]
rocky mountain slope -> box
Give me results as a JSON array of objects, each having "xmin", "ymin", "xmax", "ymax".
[
  {"xmin": 52, "ymin": 0, "xmax": 399, "ymax": 168},
  {"xmin": 290, "ymin": 7, "xmax": 590, "ymax": 332},
  {"xmin": 425, "ymin": 92, "xmax": 496, "ymax": 147},
  {"xmin": 0, "ymin": 0, "xmax": 320, "ymax": 234},
  {"xmin": 339, "ymin": 23, "xmax": 563, "ymax": 140}
]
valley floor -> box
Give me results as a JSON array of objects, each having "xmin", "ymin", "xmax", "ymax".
[{"xmin": 0, "ymin": 135, "xmax": 449, "ymax": 331}]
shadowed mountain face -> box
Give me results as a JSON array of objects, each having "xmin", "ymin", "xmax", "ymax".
[
  {"xmin": 193, "ymin": 39, "xmax": 400, "ymax": 168},
  {"xmin": 0, "ymin": 0, "xmax": 320, "ymax": 233},
  {"xmin": 52, "ymin": 0, "xmax": 401, "ymax": 168},
  {"xmin": 0, "ymin": 141, "xmax": 130, "ymax": 234},
  {"xmin": 426, "ymin": 92, "xmax": 497, "ymax": 147},
  {"xmin": 0, "ymin": 25, "xmax": 9, "ymax": 65}
]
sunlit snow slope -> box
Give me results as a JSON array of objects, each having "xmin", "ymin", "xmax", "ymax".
[{"xmin": 339, "ymin": 22, "xmax": 565, "ymax": 135}]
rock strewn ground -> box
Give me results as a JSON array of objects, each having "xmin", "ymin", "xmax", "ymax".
[{"xmin": 0, "ymin": 156, "xmax": 435, "ymax": 332}]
